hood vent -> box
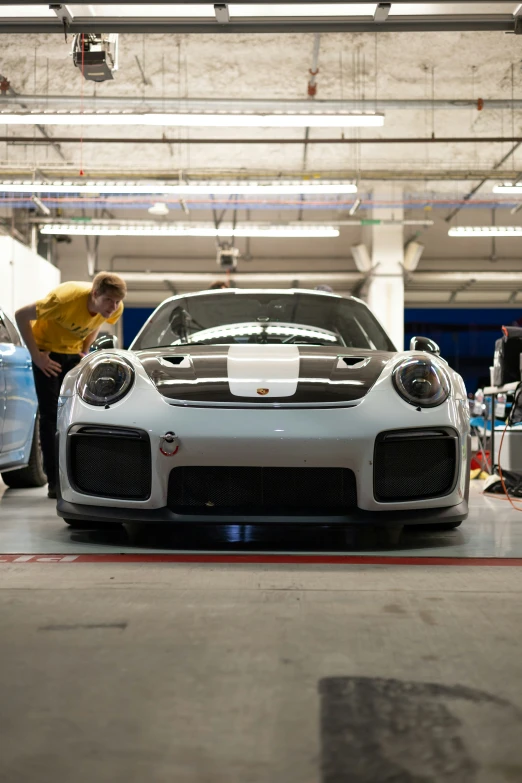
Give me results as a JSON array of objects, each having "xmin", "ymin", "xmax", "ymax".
[
  {"xmin": 162, "ymin": 355, "xmax": 191, "ymax": 367},
  {"xmin": 338, "ymin": 356, "xmax": 371, "ymax": 369},
  {"xmin": 163, "ymin": 356, "xmax": 185, "ymax": 365}
]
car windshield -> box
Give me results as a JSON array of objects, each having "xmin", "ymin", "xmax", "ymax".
[{"xmin": 131, "ymin": 291, "xmax": 395, "ymax": 351}]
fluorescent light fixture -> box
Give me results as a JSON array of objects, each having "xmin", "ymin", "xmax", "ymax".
[
  {"xmin": 448, "ymin": 226, "xmax": 522, "ymax": 237},
  {"xmin": 0, "ymin": 181, "xmax": 357, "ymax": 195},
  {"xmin": 31, "ymin": 195, "xmax": 51, "ymax": 216},
  {"xmin": 0, "ymin": 112, "xmax": 384, "ymax": 128},
  {"xmin": 39, "ymin": 223, "xmax": 340, "ymax": 239},
  {"xmin": 231, "ymin": 3, "xmax": 375, "ymax": 17},
  {"xmin": 348, "ymin": 198, "xmax": 361, "ymax": 216},
  {"xmin": 148, "ymin": 202, "xmax": 170, "ymax": 216},
  {"xmin": 0, "ymin": 4, "xmax": 376, "ymax": 19},
  {"xmin": 493, "ymin": 183, "xmax": 522, "ymax": 194},
  {"xmin": 403, "ymin": 241, "xmax": 424, "ymax": 272},
  {"xmin": 350, "ymin": 244, "xmax": 372, "ymax": 273}
]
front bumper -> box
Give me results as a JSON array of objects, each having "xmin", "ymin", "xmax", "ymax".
[
  {"xmin": 57, "ymin": 497, "xmax": 469, "ymax": 527},
  {"xmin": 57, "ymin": 372, "xmax": 471, "ymax": 523}
]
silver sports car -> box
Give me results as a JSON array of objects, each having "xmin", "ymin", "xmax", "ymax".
[{"xmin": 56, "ymin": 289, "xmax": 470, "ymax": 530}]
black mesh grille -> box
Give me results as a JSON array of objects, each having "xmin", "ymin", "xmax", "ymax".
[
  {"xmin": 68, "ymin": 428, "xmax": 151, "ymax": 500},
  {"xmin": 374, "ymin": 430, "xmax": 457, "ymax": 502},
  {"xmin": 168, "ymin": 466, "xmax": 357, "ymax": 514}
]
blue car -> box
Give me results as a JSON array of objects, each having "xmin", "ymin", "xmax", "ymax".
[{"xmin": 0, "ymin": 306, "xmax": 46, "ymax": 488}]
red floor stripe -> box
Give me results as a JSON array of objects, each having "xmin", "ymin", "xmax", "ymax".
[{"xmin": 1, "ymin": 554, "xmax": 522, "ymax": 565}]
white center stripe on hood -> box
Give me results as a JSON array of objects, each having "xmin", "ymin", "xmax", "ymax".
[{"xmin": 227, "ymin": 344, "xmax": 300, "ymax": 398}]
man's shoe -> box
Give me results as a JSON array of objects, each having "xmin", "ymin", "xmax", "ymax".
[{"xmin": 47, "ymin": 485, "xmax": 57, "ymax": 499}]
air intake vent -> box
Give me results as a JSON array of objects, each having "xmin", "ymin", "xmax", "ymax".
[
  {"xmin": 374, "ymin": 428, "xmax": 458, "ymax": 502},
  {"xmin": 168, "ymin": 466, "xmax": 357, "ymax": 514},
  {"xmin": 163, "ymin": 356, "xmax": 187, "ymax": 365},
  {"xmin": 67, "ymin": 426, "xmax": 151, "ymax": 500},
  {"xmin": 337, "ymin": 356, "xmax": 370, "ymax": 369}
]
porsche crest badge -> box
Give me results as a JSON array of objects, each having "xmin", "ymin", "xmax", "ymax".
[{"xmin": 257, "ymin": 388, "xmax": 269, "ymax": 396}]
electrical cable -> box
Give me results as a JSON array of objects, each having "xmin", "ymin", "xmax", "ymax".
[{"xmin": 488, "ymin": 382, "xmax": 522, "ymax": 512}]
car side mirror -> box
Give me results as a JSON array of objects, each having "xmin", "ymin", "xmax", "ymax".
[
  {"xmin": 89, "ymin": 333, "xmax": 119, "ymax": 352},
  {"xmin": 410, "ymin": 335, "xmax": 440, "ymax": 356}
]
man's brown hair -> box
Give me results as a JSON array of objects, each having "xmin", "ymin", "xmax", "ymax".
[{"xmin": 92, "ymin": 272, "xmax": 127, "ymax": 300}]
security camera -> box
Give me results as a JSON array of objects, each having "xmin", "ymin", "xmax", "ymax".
[{"xmin": 217, "ymin": 245, "xmax": 240, "ymax": 271}]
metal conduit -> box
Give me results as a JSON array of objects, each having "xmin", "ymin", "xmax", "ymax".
[
  {"xmin": 107, "ymin": 271, "xmax": 522, "ymax": 285},
  {"xmin": 2, "ymin": 96, "xmax": 522, "ymax": 112},
  {"xmin": 4, "ymin": 136, "xmax": 522, "ymax": 145},
  {"xmin": 0, "ymin": 20, "xmax": 515, "ymax": 35}
]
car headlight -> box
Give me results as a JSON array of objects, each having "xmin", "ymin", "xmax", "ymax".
[
  {"xmin": 393, "ymin": 357, "xmax": 450, "ymax": 408},
  {"xmin": 77, "ymin": 355, "xmax": 134, "ymax": 406}
]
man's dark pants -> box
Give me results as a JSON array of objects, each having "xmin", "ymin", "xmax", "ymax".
[{"xmin": 32, "ymin": 352, "xmax": 81, "ymax": 489}]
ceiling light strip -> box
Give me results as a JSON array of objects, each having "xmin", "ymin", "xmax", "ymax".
[
  {"xmin": 492, "ymin": 184, "xmax": 522, "ymax": 194},
  {"xmin": 39, "ymin": 223, "xmax": 340, "ymax": 238},
  {"xmin": 0, "ymin": 112, "xmax": 384, "ymax": 128},
  {"xmin": 0, "ymin": 182, "xmax": 357, "ymax": 195},
  {"xmin": 448, "ymin": 226, "xmax": 522, "ymax": 237}
]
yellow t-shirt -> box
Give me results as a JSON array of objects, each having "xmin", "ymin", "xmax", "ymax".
[{"xmin": 32, "ymin": 282, "xmax": 124, "ymax": 354}]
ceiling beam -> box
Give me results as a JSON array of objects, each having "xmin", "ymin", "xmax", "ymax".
[
  {"xmin": 0, "ymin": 19, "xmax": 515, "ymax": 34},
  {"xmin": 112, "ymin": 271, "xmax": 522, "ymax": 286},
  {"xmin": 0, "ymin": 1, "xmax": 484, "ymax": 4},
  {"xmin": 1, "ymin": 166, "xmax": 520, "ymax": 183}
]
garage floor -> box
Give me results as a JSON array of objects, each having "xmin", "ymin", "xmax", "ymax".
[
  {"xmin": 0, "ymin": 480, "xmax": 521, "ymax": 558},
  {"xmin": 1, "ymin": 480, "xmax": 521, "ymax": 783}
]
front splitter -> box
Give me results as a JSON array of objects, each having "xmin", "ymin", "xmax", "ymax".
[{"xmin": 57, "ymin": 498, "xmax": 469, "ymax": 527}]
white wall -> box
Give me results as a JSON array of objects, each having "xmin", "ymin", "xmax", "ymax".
[{"xmin": 0, "ymin": 237, "xmax": 61, "ymax": 317}]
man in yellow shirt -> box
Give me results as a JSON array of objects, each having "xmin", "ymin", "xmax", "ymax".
[{"xmin": 16, "ymin": 272, "xmax": 126, "ymax": 498}]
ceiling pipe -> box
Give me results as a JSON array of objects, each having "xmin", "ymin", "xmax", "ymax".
[
  {"xmin": 110, "ymin": 254, "xmax": 522, "ymax": 266},
  {"xmin": 120, "ymin": 272, "xmax": 359, "ymax": 284},
  {"xmin": 31, "ymin": 217, "xmax": 433, "ymax": 227},
  {"xmin": 1, "ymin": 166, "xmax": 520, "ymax": 183},
  {"xmin": 5, "ymin": 136, "xmax": 522, "ymax": 145},
  {"xmin": 0, "ymin": 20, "xmax": 515, "ymax": 35},
  {"xmin": 3, "ymin": 96, "xmax": 522, "ymax": 112}
]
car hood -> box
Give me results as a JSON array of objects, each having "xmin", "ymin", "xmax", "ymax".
[{"xmin": 136, "ymin": 344, "xmax": 394, "ymax": 406}]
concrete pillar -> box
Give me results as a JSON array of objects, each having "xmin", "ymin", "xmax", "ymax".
[{"xmin": 366, "ymin": 184, "xmax": 405, "ymax": 351}]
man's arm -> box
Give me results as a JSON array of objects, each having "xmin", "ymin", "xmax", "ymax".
[
  {"xmin": 81, "ymin": 327, "xmax": 101, "ymax": 356},
  {"xmin": 15, "ymin": 303, "xmax": 61, "ymax": 378}
]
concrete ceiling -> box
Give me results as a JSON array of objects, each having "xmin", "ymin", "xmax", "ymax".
[{"xmin": 1, "ymin": 9, "xmax": 522, "ymax": 306}]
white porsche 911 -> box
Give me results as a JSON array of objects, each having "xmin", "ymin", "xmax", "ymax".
[{"xmin": 56, "ymin": 289, "xmax": 470, "ymax": 531}]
